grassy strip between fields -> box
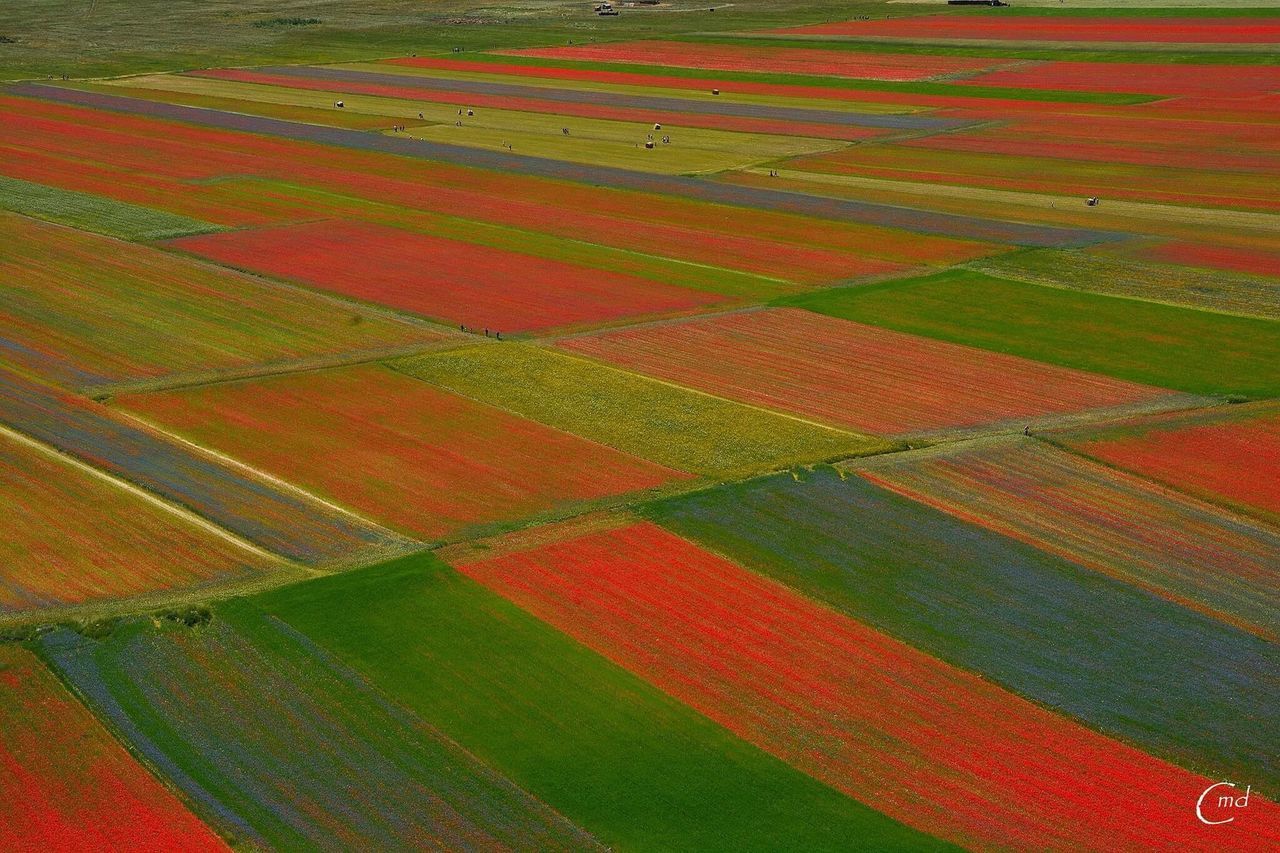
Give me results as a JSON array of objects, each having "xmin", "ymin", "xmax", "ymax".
[
  {"xmin": 459, "ymin": 52, "xmax": 1156, "ymax": 104},
  {"xmin": 774, "ymin": 269, "xmax": 1280, "ymax": 399},
  {"xmin": 242, "ymin": 551, "xmax": 950, "ymax": 851},
  {"xmin": 0, "ymin": 175, "xmax": 223, "ymax": 241}
]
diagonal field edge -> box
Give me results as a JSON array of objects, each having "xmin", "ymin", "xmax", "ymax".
[
  {"xmin": 8, "ymin": 83, "xmax": 1124, "ymax": 248},
  {"xmin": 253, "ymin": 64, "xmax": 971, "ymax": 132}
]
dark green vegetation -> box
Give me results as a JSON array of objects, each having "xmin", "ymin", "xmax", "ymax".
[
  {"xmin": 642, "ymin": 466, "xmax": 1280, "ymax": 792},
  {"xmin": 0, "ymin": 175, "xmax": 222, "ymax": 241},
  {"xmin": 776, "ymin": 269, "xmax": 1280, "ymax": 398},
  {"xmin": 247, "ymin": 552, "xmax": 950, "ymax": 852}
]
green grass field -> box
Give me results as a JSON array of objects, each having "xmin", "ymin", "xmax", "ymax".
[
  {"xmin": 775, "ymin": 269, "xmax": 1280, "ymax": 398},
  {"xmin": 0, "ymin": 175, "xmax": 222, "ymax": 241},
  {"xmin": 247, "ymin": 551, "xmax": 948, "ymax": 851},
  {"xmin": 393, "ymin": 343, "xmax": 891, "ymax": 477}
]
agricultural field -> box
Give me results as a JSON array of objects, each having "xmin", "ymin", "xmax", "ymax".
[
  {"xmin": 39, "ymin": 609, "xmax": 601, "ymax": 850},
  {"xmin": 558, "ymin": 307, "xmax": 1182, "ymax": 437},
  {"xmin": 0, "ymin": 645, "xmax": 224, "ymax": 850},
  {"xmin": 0, "ymin": 212, "xmax": 445, "ymax": 392},
  {"xmin": 453, "ymin": 518, "xmax": 1261, "ymax": 851},
  {"xmin": 1061, "ymin": 402, "xmax": 1280, "ymax": 524},
  {"xmin": 0, "ymin": 425, "xmax": 278, "ymax": 614},
  {"xmin": 393, "ymin": 343, "xmax": 889, "ymax": 477},
  {"xmin": 778, "ymin": 269, "xmax": 1280, "ymax": 398},
  {"xmin": 644, "ymin": 467, "xmax": 1280, "ymax": 793},
  {"xmin": 113, "ymin": 364, "xmax": 687, "ymax": 541},
  {"xmin": 4, "ymin": 2, "xmax": 1280, "ymax": 849},
  {"xmin": 853, "ymin": 437, "xmax": 1280, "ymax": 639}
]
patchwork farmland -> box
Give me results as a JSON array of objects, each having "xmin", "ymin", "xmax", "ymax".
[{"xmin": 2, "ymin": 2, "xmax": 1278, "ymax": 850}]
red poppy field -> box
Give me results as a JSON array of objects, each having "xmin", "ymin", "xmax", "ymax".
[{"xmin": 558, "ymin": 308, "xmax": 1178, "ymax": 436}]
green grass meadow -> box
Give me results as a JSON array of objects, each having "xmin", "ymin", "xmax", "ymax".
[{"xmin": 775, "ymin": 269, "xmax": 1280, "ymax": 398}]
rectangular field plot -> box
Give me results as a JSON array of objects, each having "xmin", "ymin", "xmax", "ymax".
[
  {"xmin": 0, "ymin": 213, "xmax": 442, "ymax": 392},
  {"xmin": 1063, "ymin": 403, "xmax": 1280, "ymax": 524},
  {"xmin": 115, "ymin": 364, "xmax": 687, "ymax": 541},
  {"xmin": 958, "ymin": 61, "xmax": 1280, "ymax": 100},
  {"xmin": 393, "ymin": 344, "xmax": 890, "ymax": 477},
  {"xmin": 0, "ymin": 646, "xmax": 225, "ymax": 850},
  {"xmin": 779, "ymin": 270, "xmax": 1280, "ymax": 398},
  {"xmin": 786, "ymin": 142, "xmax": 1280, "ymax": 213},
  {"xmin": 855, "ymin": 437, "xmax": 1280, "ymax": 640},
  {"xmin": 501, "ymin": 41, "xmax": 1006, "ymax": 82},
  {"xmin": 1, "ymin": 369, "xmax": 404, "ymax": 566},
  {"xmin": 455, "ymin": 519, "xmax": 1277, "ymax": 852},
  {"xmin": 38, "ymin": 610, "xmax": 600, "ymax": 851},
  {"xmin": 168, "ymin": 220, "xmax": 728, "ymax": 334},
  {"xmin": 106, "ymin": 71, "xmax": 846, "ymax": 175},
  {"xmin": 968, "ymin": 248, "xmax": 1280, "ymax": 320},
  {"xmin": 773, "ymin": 16, "xmax": 1280, "ymax": 44},
  {"xmin": 643, "ymin": 467, "xmax": 1280, "ymax": 794},
  {"xmin": 0, "ymin": 427, "xmax": 278, "ymax": 614},
  {"xmin": 246, "ymin": 552, "xmax": 943, "ymax": 851},
  {"xmin": 557, "ymin": 308, "xmax": 1176, "ymax": 437},
  {"xmin": 0, "ymin": 174, "xmax": 221, "ymax": 240}
]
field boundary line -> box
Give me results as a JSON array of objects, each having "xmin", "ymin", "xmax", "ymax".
[
  {"xmin": 108, "ymin": 409, "xmax": 407, "ymax": 538},
  {"xmin": 89, "ymin": 337, "xmax": 479, "ymax": 397},
  {"xmin": 0, "ymin": 423, "xmax": 281, "ymax": 563}
]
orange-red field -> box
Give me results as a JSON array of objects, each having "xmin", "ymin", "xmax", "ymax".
[
  {"xmin": 558, "ymin": 308, "xmax": 1177, "ymax": 435},
  {"xmin": 169, "ymin": 219, "xmax": 726, "ymax": 333},
  {"xmin": 115, "ymin": 364, "xmax": 687, "ymax": 540}
]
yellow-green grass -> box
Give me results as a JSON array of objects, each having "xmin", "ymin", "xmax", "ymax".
[
  {"xmin": 0, "ymin": 174, "xmax": 221, "ymax": 241},
  {"xmin": 0, "ymin": 212, "xmax": 444, "ymax": 390},
  {"xmin": 346, "ymin": 60, "xmax": 925, "ymax": 115},
  {"xmin": 72, "ymin": 80, "xmax": 399, "ymax": 130},
  {"xmin": 968, "ymin": 247, "xmax": 1280, "ymax": 320},
  {"xmin": 777, "ymin": 268, "xmax": 1280, "ymax": 399},
  {"xmin": 392, "ymin": 343, "xmax": 891, "ymax": 478},
  {"xmin": 721, "ymin": 168, "xmax": 1280, "ymax": 255},
  {"xmin": 101, "ymin": 73, "xmax": 839, "ymax": 175}
]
